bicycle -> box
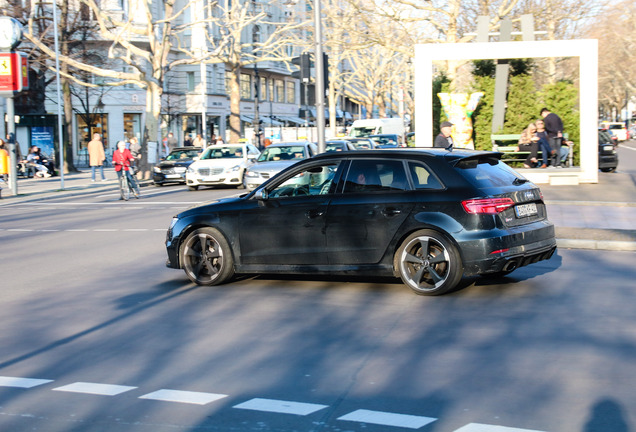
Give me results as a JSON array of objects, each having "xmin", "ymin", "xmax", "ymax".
[{"xmin": 115, "ymin": 162, "xmax": 140, "ymax": 201}]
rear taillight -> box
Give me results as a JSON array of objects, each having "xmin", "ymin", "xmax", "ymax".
[{"xmin": 462, "ymin": 198, "xmax": 515, "ymax": 214}]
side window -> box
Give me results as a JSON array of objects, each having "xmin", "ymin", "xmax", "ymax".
[
  {"xmin": 343, "ymin": 160, "xmax": 410, "ymax": 193},
  {"xmin": 408, "ymin": 162, "xmax": 443, "ymax": 190},
  {"xmin": 268, "ymin": 162, "xmax": 340, "ymax": 198}
]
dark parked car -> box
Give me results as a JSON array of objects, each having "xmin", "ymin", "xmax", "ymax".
[
  {"xmin": 598, "ymin": 128, "xmax": 618, "ymax": 172},
  {"xmin": 165, "ymin": 149, "xmax": 556, "ymax": 295},
  {"xmin": 153, "ymin": 147, "xmax": 202, "ymax": 186}
]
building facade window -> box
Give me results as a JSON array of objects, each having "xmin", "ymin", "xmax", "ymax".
[
  {"xmin": 275, "ymin": 79, "xmax": 284, "ymax": 102},
  {"xmin": 268, "ymin": 79, "xmax": 274, "ymax": 102},
  {"xmin": 187, "ymin": 72, "xmax": 195, "ymax": 92},
  {"xmin": 286, "ymin": 81, "xmax": 295, "ymax": 104},
  {"xmin": 259, "ymin": 76, "xmax": 267, "ymax": 100},
  {"xmin": 123, "ymin": 113, "xmax": 142, "ymax": 141},
  {"xmin": 240, "ymin": 73, "xmax": 252, "ymax": 99}
]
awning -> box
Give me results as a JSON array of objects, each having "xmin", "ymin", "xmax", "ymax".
[
  {"xmin": 279, "ymin": 116, "xmax": 309, "ymax": 125},
  {"xmin": 262, "ymin": 116, "xmax": 284, "ymax": 126},
  {"xmin": 240, "ymin": 114, "xmax": 254, "ymax": 123}
]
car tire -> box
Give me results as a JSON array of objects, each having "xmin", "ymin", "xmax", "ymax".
[
  {"xmin": 180, "ymin": 227, "xmax": 234, "ymax": 286},
  {"xmin": 188, "ymin": 185, "xmax": 199, "ymax": 191},
  {"xmin": 154, "ymin": 182, "xmax": 163, "ymax": 187},
  {"xmin": 600, "ymin": 167, "xmax": 616, "ymax": 173},
  {"xmin": 394, "ymin": 229, "xmax": 463, "ymax": 296}
]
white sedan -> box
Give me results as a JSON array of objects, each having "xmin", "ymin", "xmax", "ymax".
[{"xmin": 185, "ymin": 144, "xmax": 261, "ymax": 190}]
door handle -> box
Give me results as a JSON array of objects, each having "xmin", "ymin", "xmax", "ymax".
[
  {"xmin": 306, "ymin": 209, "xmax": 325, "ymax": 219},
  {"xmin": 382, "ymin": 208, "xmax": 402, "ymax": 217}
]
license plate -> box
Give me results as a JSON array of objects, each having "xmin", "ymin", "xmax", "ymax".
[
  {"xmin": 165, "ymin": 174, "xmax": 181, "ymax": 179},
  {"xmin": 515, "ymin": 203, "xmax": 538, "ymax": 218}
]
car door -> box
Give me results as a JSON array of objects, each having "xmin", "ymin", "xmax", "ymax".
[
  {"xmin": 238, "ymin": 160, "xmax": 342, "ymax": 266},
  {"xmin": 325, "ymin": 159, "xmax": 415, "ymax": 265}
]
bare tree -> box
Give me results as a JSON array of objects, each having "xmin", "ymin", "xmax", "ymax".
[{"xmin": 581, "ymin": 0, "xmax": 635, "ymax": 119}]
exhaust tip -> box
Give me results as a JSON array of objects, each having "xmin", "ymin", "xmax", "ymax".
[{"xmin": 502, "ymin": 260, "xmax": 518, "ymax": 272}]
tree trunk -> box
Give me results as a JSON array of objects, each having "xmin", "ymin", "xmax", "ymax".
[
  {"xmin": 141, "ymin": 82, "xmax": 162, "ymax": 179},
  {"xmin": 228, "ymin": 65, "xmax": 241, "ymax": 143},
  {"xmin": 60, "ymin": 0, "xmax": 77, "ymax": 174}
]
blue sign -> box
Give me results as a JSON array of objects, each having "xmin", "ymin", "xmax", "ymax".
[{"xmin": 31, "ymin": 126, "xmax": 55, "ymax": 156}]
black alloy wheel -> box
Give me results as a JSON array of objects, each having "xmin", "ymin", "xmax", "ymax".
[
  {"xmin": 181, "ymin": 227, "xmax": 234, "ymax": 285},
  {"xmin": 395, "ymin": 229, "xmax": 463, "ymax": 295}
]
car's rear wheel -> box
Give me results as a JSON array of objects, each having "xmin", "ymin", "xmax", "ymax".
[
  {"xmin": 394, "ymin": 229, "xmax": 463, "ymax": 295},
  {"xmin": 181, "ymin": 227, "xmax": 234, "ymax": 286}
]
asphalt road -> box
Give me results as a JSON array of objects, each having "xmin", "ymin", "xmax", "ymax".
[{"xmin": 0, "ymin": 186, "xmax": 635, "ymax": 432}]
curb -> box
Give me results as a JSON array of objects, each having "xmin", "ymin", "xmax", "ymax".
[{"xmin": 557, "ymin": 238, "xmax": 636, "ymax": 251}]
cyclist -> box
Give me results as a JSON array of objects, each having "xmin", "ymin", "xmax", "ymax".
[
  {"xmin": 128, "ymin": 136, "xmax": 142, "ymax": 193},
  {"xmin": 112, "ymin": 140, "xmax": 138, "ymax": 199}
]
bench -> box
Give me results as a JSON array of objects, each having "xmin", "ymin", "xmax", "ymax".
[{"xmin": 491, "ymin": 133, "xmax": 572, "ymax": 167}]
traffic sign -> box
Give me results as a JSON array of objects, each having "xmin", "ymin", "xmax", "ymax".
[{"xmin": 0, "ymin": 51, "xmax": 28, "ymax": 94}]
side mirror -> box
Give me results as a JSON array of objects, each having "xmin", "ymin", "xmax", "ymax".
[
  {"xmin": 193, "ymin": 157, "xmax": 199, "ymax": 161},
  {"xmin": 247, "ymin": 154, "xmax": 257, "ymax": 160},
  {"xmin": 255, "ymin": 189, "xmax": 268, "ymax": 201}
]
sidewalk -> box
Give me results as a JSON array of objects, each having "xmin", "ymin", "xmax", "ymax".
[{"xmin": 1, "ymin": 167, "xmax": 635, "ymax": 251}]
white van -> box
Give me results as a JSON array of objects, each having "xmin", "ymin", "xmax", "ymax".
[{"xmin": 349, "ymin": 118, "xmax": 405, "ymax": 140}]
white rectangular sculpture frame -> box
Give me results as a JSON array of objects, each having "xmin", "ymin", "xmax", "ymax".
[{"xmin": 415, "ymin": 39, "xmax": 598, "ymax": 183}]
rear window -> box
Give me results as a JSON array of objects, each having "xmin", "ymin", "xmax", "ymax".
[
  {"xmin": 608, "ymin": 124, "xmax": 624, "ymax": 130},
  {"xmin": 455, "ymin": 157, "xmax": 525, "ymax": 191}
]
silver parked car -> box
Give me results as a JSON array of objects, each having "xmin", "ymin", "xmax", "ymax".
[{"xmin": 243, "ymin": 141, "xmax": 318, "ymax": 190}]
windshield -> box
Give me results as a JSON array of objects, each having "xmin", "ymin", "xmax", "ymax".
[
  {"xmin": 165, "ymin": 149, "xmax": 201, "ymax": 161},
  {"xmin": 325, "ymin": 142, "xmax": 346, "ymax": 152},
  {"xmin": 350, "ymin": 140, "xmax": 373, "ymax": 150},
  {"xmin": 200, "ymin": 146, "xmax": 245, "ymax": 160},
  {"xmin": 370, "ymin": 136, "xmax": 398, "ymax": 146},
  {"xmin": 258, "ymin": 146, "xmax": 306, "ymax": 162},
  {"xmin": 349, "ymin": 126, "xmax": 376, "ymax": 137}
]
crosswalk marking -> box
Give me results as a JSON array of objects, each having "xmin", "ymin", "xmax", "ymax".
[
  {"xmin": 139, "ymin": 389, "xmax": 228, "ymax": 405},
  {"xmin": 0, "ymin": 376, "xmax": 550, "ymax": 431},
  {"xmin": 454, "ymin": 424, "xmax": 547, "ymax": 432},
  {"xmin": 0, "ymin": 376, "xmax": 53, "ymax": 388},
  {"xmin": 234, "ymin": 398, "xmax": 328, "ymax": 416},
  {"xmin": 337, "ymin": 409, "xmax": 437, "ymax": 429},
  {"xmin": 52, "ymin": 382, "xmax": 137, "ymax": 396}
]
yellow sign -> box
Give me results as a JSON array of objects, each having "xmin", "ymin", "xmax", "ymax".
[{"xmin": 0, "ymin": 56, "xmax": 11, "ymax": 75}]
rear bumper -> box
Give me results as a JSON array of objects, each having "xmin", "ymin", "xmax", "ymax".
[{"xmin": 459, "ymin": 221, "xmax": 557, "ymax": 276}]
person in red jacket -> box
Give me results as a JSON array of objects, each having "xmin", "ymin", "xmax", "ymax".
[{"xmin": 112, "ymin": 140, "xmax": 139, "ymax": 199}]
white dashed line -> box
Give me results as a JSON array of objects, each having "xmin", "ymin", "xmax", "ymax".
[
  {"xmin": 139, "ymin": 389, "xmax": 228, "ymax": 405},
  {"xmin": 0, "ymin": 376, "xmax": 53, "ymax": 388},
  {"xmin": 52, "ymin": 382, "xmax": 137, "ymax": 396},
  {"xmin": 233, "ymin": 398, "xmax": 328, "ymax": 416},
  {"xmin": 337, "ymin": 409, "xmax": 437, "ymax": 429},
  {"xmin": 454, "ymin": 424, "xmax": 548, "ymax": 432}
]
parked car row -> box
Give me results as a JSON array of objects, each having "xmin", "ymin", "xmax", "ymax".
[{"xmin": 153, "ymin": 138, "xmax": 406, "ymax": 191}]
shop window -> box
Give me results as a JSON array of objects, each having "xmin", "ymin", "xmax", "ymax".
[
  {"xmin": 275, "ymin": 79, "xmax": 284, "ymax": 103},
  {"xmin": 77, "ymin": 113, "xmax": 108, "ymax": 150}
]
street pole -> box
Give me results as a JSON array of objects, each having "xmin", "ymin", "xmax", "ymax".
[
  {"xmin": 313, "ymin": 0, "xmax": 325, "ymax": 153},
  {"xmin": 254, "ymin": 66, "xmax": 261, "ymax": 149},
  {"xmin": 51, "ymin": 0, "xmax": 65, "ymax": 189},
  {"xmin": 7, "ymin": 96, "xmax": 17, "ymax": 194}
]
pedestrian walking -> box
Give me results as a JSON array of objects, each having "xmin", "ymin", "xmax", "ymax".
[
  {"xmin": 87, "ymin": 133, "xmax": 107, "ymax": 182},
  {"xmin": 434, "ymin": 121, "xmax": 454, "ymax": 149}
]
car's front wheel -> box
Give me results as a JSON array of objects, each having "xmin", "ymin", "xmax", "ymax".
[
  {"xmin": 181, "ymin": 227, "xmax": 234, "ymax": 286},
  {"xmin": 394, "ymin": 229, "xmax": 463, "ymax": 295}
]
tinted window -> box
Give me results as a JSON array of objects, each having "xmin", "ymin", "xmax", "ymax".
[
  {"xmin": 344, "ymin": 160, "xmax": 409, "ymax": 193},
  {"xmin": 408, "ymin": 162, "xmax": 443, "ymax": 190},
  {"xmin": 455, "ymin": 157, "xmax": 524, "ymax": 189},
  {"xmin": 268, "ymin": 162, "xmax": 340, "ymax": 198},
  {"xmin": 166, "ymin": 149, "xmax": 200, "ymax": 160}
]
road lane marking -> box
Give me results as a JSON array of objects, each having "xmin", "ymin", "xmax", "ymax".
[
  {"xmin": 52, "ymin": 382, "xmax": 137, "ymax": 396},
  {"xmin": 337, "ymin": 409, "xmax": 436, "ymax": 429},
  {"xmin": 234, "ymin": 398, "xmax": 328, "ymax": 416},
  {"xmin": 0, "ymin": 376, "xmax": 53, "ymax": 388},
  {"xmin": 139, "ymin": 389, "xmax": 227, "ymax": 405},
  {"xmin": 454, "ymin": 424, "xmax": 547, "ymax": 432}
]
